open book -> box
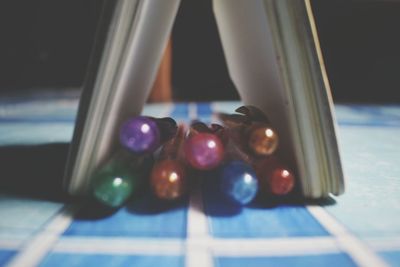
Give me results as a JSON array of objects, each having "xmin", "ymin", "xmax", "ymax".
[{"xmin": 64, "ymin": 0, "xmax": 345, "ymax": 199}]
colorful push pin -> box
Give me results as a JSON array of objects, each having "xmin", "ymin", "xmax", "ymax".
[
  {"xmin": 220, "ymin": 160, "xmax": 259, "ymax": 205},
  {"xmin": 119, "ymin": 116, "xmax": 177, "ymax": 154},
  {"xmin": 247, "ymin": 124, "xmax": 279, "ymax": 156},
  {"xmin": 91, "ymin": 151, "xmax": 153, "ymax": 208},
  {"xmin": 150, "ymin": 125, "xmax": 187, "ymax": 200},
  {"xmin": 151, "ymin": 159, "xmax": 186, "ymax": 200},
  {"xmin": 184, "ymin": 122, "xmax": 225, "ymax": 170},
  {"xmin": 218, "ymin": 105, "xmax": 279, "ymax": 156},
  {"xmin": 268, "ymin": 167, "xmax": 295, "ymax": 195},
  {"xmin": 236, "ymin": 106, "xmax": 279, "ymax": 156},
  {"xmin": 254, "ymin": 156, "xmax": 295, "ymax": 196}
]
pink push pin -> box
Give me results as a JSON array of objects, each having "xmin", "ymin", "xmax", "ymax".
[{"xmin": 184, "ymin": 122, "xmax": 225, "ymax": 171}]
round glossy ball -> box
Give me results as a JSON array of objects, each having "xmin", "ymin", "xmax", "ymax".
[
  {"xmin": 184, "ymin": 133, "xmax": 224, "ymax": 170},
  {"xmin": 150, "ymin": 159, "xmax": 186, "ymax": 200},
  {"xmin": 254, "ymin": 156, "xmax": 295, "ymax": 196},
  {"xmin": 220, "ymin": 160, "xmax": 259, "ymax": 205},
  {"xmin": 268, "ymin": 168, "xmax": 295, "ymax": 195},
  {"xmin": 120, "ymin": 116, "xmax": 160, "ymax": 154},
  {"xmin": 92, "ymin": 166, "xmax": 134, "ymax": 208},
  {"xmin": 248, "ymin": 126, "xmax": 279, "ymax": 156}
]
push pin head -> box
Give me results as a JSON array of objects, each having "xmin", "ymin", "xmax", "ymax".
[
  {"xmin": 92, "ymin": 166, "xmax": 134, "ymax": 208},
  {"xmin": 248, "ymin": 125, "xmax": 279, "ymax": 156},
  {"xmin": 119, "ymin": 116, "xmax": 160, "ymax": 154},
  {"xmin": 220, "ymin": 160, "xmax": 259, "ymax": 205},
  {"xmin": 184, "ymin": 132, "xmax": 224, "ymax": 170},
  {"xmin": 150, "ymin": 159, "xmax": 187, "ymax": 200},
  {"xmin": 150, "ymin": 125, "xmax": 187, "ymax": 200},
  {"xmin": 91, "ymin": 152, "xmax": 154, "ymax": 208},
  {"xmin": 255, "ymin": 156, "xmax": 295, "ymax": 196},
  {"xmin": 268, "ymin": 168, "xmax": 295, "ymax": 196},
  {"xmin": 219, "ymin": 106, "xmax": 279, "ymax": 156}
]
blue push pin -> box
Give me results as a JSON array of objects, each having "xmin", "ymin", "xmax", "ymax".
[{"xmin": 220, "ymin": 160, "xmax": 259, "ymax": 205}]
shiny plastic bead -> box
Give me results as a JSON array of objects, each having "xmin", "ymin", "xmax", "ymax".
[
  {"xmin": 220, "ymin": 160, "xmax": 258, "ymax": 205},
  {"xmin": 255, "ymin": 156, "xmax": 295, "ymax": 196},
  {"xmin": 150, "ymin": 159, "xmax": 187, "ymax": 200},
  {"xmin": 248, "ymin": 126, "xmax": 279, "ymax": 156},
  {"xmin": 119, "ymin": 116, "xmax": 160, "ymax": 154},
  {"xmin": 184, "ymin": 133, "xmax": 224, "ymax": 170},
  {"xmin": 92, "ymin": 165, "xmax": 134, "ymax": 208},
  {"xmin": 268, "ymin": 167, "xmax": 295, "ymax": 195},
  {"xmin": 91, "ymin": 152, "xmax": 153, "ymax": 208}
]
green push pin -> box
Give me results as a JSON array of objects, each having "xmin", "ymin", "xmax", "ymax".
[{"xmin": 91, "ymin": 150, "xmax": 153, "ymax": 208}]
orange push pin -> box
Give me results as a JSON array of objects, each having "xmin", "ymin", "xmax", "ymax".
[
  {"xmin": 150, "ymin": 125, "xmax": 187, "ymax": 200},
  {"xmin": 247, "ymin": 124, "xmax": 278, "ymax": 156},
  {"xmin": 218, "ymin": 105, "xmax": 279, "ymax": 156}
]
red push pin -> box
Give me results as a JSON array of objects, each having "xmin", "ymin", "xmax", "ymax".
[{"xmin": 254, "ymin": 156, "xmax": 295, "ymax": 196}]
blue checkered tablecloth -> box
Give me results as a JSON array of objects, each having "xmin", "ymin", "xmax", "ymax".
[{"xmin": 0, "ymin": 90, "xmax": 399, "ymax": 267}]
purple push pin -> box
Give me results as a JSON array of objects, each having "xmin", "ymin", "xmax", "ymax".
[
  {"xmin": 120, "ymin": 116, "xmax": 160, "ymax": 154},
  {"xmin": 120, "ymin": 116, "xmax": 177, "ymax": 154}
]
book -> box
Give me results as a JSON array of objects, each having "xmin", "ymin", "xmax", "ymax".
[
  {"xmin": 213, "ymin": 0, "xmax": 344, "ymax": 198},
  {"xmin": 64, "ymin": 0, "xmax": 345, "ymax": 199},
  {"xmin": 63, "ymin": 0, "xmax": 181, "ymax": 195}
]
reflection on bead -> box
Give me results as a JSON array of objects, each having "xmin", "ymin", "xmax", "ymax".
[
  {"xmin": 220, "ymin": 160, "xmax": 258, "ymax": 205},
  {"xmin": 248, "ymin": 126, "xmax": 278, "ymax": 156},
  {"xmin": 268, "ymin": 168, "xmax": 295, "ymax": 195},
  {"xmin": 92, "ymin": 153, "xmax": 154, "ymax": 208},
  {"xmin": 119, "ymin": 116, "xmax": 160, "ymax": 154},
  {"xmin": 150, "ymin": 159, "xmax": 186, "ymax": 200},
  {"xmin": 184, "ymin": 133, "xmax": 224, "ymax": 170},
  {"xmin": 255, "ymin": 156, "xmax": 295, "ymax": 196},
  {"xmin": 92, "ymin": 165, "xmax": 134, "ymax": 208}
]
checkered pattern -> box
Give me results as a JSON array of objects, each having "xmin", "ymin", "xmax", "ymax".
[{"xmin": 0, "ymin": 90, "xmax": 399, "ymax": 267}]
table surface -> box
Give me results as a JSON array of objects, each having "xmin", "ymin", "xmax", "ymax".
[{"xmin": 0, "ymin": 90, "xmax": 399, "ymax": 267}]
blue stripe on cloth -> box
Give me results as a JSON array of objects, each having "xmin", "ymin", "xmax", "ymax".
[
  {"xmin": 170, "ymin": 103, "xmax": 189, "ymax": 123},
  {"xmin": 63, "ymin": 191, "xmax": 188, "ymax": 238},
  {"xmin": 335, "ymin": 105, "xmax": 400, "ymax": 127},
  {"xmin": 343, "ymin": 105, "xmax": 400, "ymax": 120},
  {"xmin": 210, "ymin": 102, "xmax": 242, "ymax": 115},
  {"xmin": 216, "ymin": 253, "xmax": 356, "ymax": 267},
  {"xmin": 206, "ymin": 204, "xmax": 329, "ymax": 238},
  {"xmin": 0, "ymin": 250, "xmax": 16, "ymax": 266},
  {"xmin": 338, "ymin": 121, "xmax": 400, "ymax": 128},
  {"xmin": 196, "ymin": 103, "xmax": 213, "ymax": 122},
  {"xmin": 141, "ymin": 103, "xmax": 175, "ymax": 118},
  {"xmin": 378, "ymin": 251, "xmax": 400, "ymax": 267},
  {"xmin": 39, "ymin": 253, "xmax": 184, "ymax": 267},
  {"xmin": 202, "ymin": 173, "xmax": 328, "ymax": 238}
]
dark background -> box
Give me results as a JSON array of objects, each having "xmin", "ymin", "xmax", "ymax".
[{"xmin": 0, "ymin": 0, "xmax": 399, "ymax": 103}]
